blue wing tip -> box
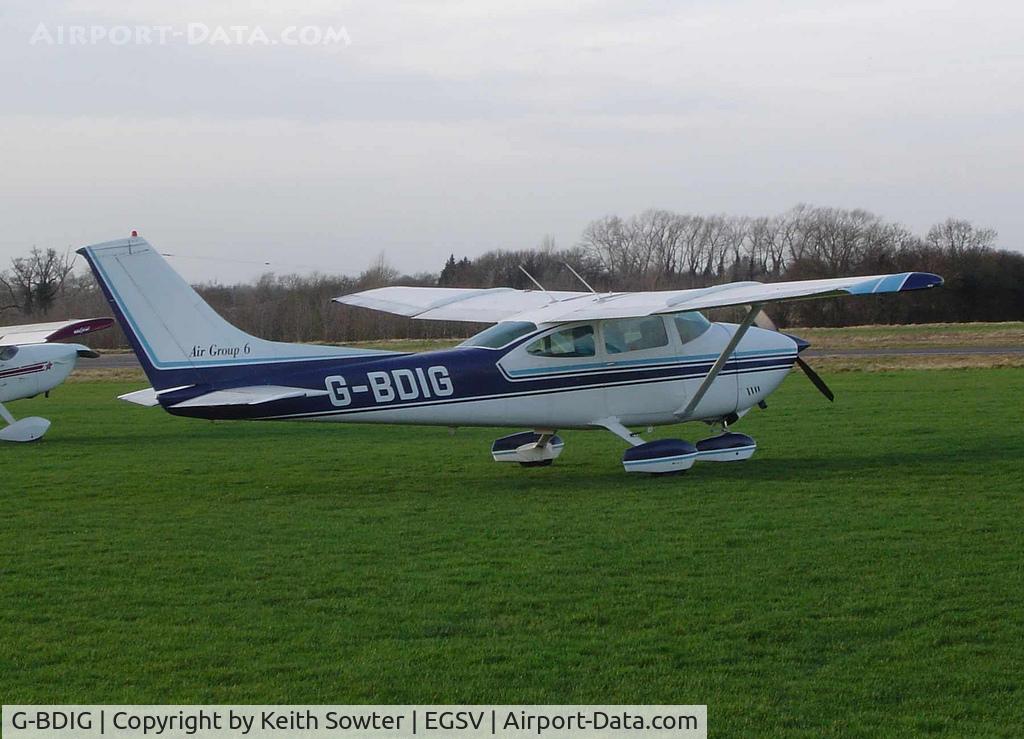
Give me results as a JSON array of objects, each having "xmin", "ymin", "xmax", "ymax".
[
  {"xmin": 902, "ymin": 272, "xmax": 944, "ymax": 291},
  {"xmin": 845, "ymin": 272, "xmax": 944, "ymax": 295}
]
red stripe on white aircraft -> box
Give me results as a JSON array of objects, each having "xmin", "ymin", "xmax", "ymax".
[{"xmin": 0, "ymin": 362, "xmax": 52, "ymax": 379}]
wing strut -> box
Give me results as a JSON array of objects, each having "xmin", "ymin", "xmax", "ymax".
[
  {"xmin": 563, "ymin": 262, "xmax": 597, "ymax": 293},
  {"xmin": 675, "ymin": 303, "xmax": 762, "ymax": 420}
]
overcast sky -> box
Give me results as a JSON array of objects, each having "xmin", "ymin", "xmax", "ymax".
[{"xmin": 1, "ymin": 0, "xmax": 1021, "ymax": 283}]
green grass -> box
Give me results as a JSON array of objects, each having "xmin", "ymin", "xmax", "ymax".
[
  {"xmin": 3, "ymin": 369, "xmax": 1024, "ymax": 736},
  {"xmin": 794, "ymin": 321, "xmax": 1024, "ymax": 349},
  {"xmin": 801, "ymin": 321, "xmax": 1023, "ymax": 337}
]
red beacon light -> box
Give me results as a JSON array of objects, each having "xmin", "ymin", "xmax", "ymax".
[{"xmin": 130, "ymin": 230, "xmax": 138, "ymax": 237}]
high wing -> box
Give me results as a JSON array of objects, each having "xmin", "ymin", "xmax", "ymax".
[
  {"xmin": 334, "ymin": 286, "xmax": 588, "ymax": 323},
  {"xmin": 0, "ymin": 317, "xmax": 114, "ymax": 345},
  {"xmin": 334, "ymin": 272, "xmax": 943, "ymax": 325}
]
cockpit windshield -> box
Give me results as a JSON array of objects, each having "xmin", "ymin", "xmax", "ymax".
[
  {"xmin": 0, "ymin": 345, "xmax": 19, "ymax": 361},
  {"xmin": 673, "ymin": 311, "xmax": 712, "ymax": 344},
  {"xmin": 459, "ymin": 321, "xmax": 538, "ymax": 349}
]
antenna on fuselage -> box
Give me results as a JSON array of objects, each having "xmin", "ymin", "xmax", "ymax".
[
  {"xmin": 518, "ymin": 265, "xmax": 557, "ymax": 302},
  {"xmin": 563, "ymin": 262, "xmax": 596, "ymax": 293}
]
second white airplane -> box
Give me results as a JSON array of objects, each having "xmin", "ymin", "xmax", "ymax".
[{"xmin": 0, "ymin": 317, "xmax": 113, "ymax": 441}]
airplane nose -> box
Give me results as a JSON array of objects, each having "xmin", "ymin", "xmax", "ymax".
[
  {"xmin": 782, "ymin": 333, "xmax": 811, "ymax": 354},
  {"xmin": 49, "ymin": 345, "xmax": 82, "ymax": 364}
]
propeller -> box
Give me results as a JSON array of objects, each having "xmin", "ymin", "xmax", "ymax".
[
  {"xmin": 753, "ymin": 310, "xmax": 835, "ymax": 402},
  {"xmin": 793, "ymin": 355, "xmax": 835, "ymax": 402}
]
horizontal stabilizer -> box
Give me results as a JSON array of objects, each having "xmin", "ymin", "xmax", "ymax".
[
  {"xmin": 0, "ymin": 317, "xmax": 113, "ymax": 345},
  {"xmin": 169, "ymin": 385, "xmax": 329, "ymax": 408},
  {"xmin": 118, "ymin": 388, "xmax": 162, "ymax": 407},
  {"xmin": 119, "ymin": 385, "xmax": 198, "ymax": 406}
]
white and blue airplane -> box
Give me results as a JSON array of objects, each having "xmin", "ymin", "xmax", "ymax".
[
  {"xmin": 79, "ymin": 236, "xmax": 942, "ymax": 473},
  {"xmin": 0, "ymin": 317, "xmax": 113, "ymax": 441}
]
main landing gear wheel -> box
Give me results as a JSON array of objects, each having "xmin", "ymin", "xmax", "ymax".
[
  {"xmin": 0, "ymin": 402, "xmax": 51, "ymax": 443},
  {"xmin": 491, "ymin": 431, "xmax": 564, "ymax": 466}
]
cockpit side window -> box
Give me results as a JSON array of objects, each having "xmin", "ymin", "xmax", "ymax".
[
  {"xmin": 0, "ymin": 345, "xmax": 18, "ymax": 361},
  {"xmin": 603, "ymin": 317, "xmax": 668, "ymax": 354},
  {"xmin": 674, "ymin": 311, "xmax": 712, "ymax": 344},
  {"xmin": 459, "ymin": 321, "xmax": 537, "ymax": 349},
  {"xmin": 526, "ymin": 325, "xmax": 596, "ymax": 358}
]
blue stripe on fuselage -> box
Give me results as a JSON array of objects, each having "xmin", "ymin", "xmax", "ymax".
[{"xmin": 500, "ymin": 347, "xmax": 797, "ymax": 379}]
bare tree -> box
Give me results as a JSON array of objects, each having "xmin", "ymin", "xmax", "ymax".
[
  {"xmin": 699, "ymin": 215, "xmax": 732, "ymax": 277},
  {"xmin": 0, "ymin": 247, "xmax": 76, "ymax": 316},
  {"xmin": 0, "ymin": 276, "xmax": 17, "ymax": 313},
  {"xmin": 926, "ymin": 218, "xmax": 997, "ymax": 257},
  {"xmin": 537, "ymin": 234, "xmax": 557, "ymax": 254},
  {"xmin": 580, "ymin": 215, "xmax": 631, "ymax": 279},
  {"xmin": 360, "ymin": 252, "xmax": 400, "ymax": 287},
  {"xmin": 630, "ymin": 209, "xmax": 685, "ymax": 288}
]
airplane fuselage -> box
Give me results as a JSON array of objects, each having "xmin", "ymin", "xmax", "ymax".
[{"xmin": 160, "ymin": 319, "xmax": 798, "ymax": 431}]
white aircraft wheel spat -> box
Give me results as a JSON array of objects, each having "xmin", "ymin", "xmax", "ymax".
[{"xmin": 0, "ymin": 417, "xmax": 51, "ymax": 442}]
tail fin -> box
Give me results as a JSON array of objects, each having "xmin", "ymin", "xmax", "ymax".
[{"xmin": 78, "ymin": 237, "xmax": 387, "ymax": 390}]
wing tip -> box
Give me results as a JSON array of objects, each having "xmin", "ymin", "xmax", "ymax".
[
  {"xmin": 47, "ymin": 317, "xmax": 115, "ymax": 342},
  {"xmin": 901, "ymin": 272, "xmax": 944, "ymax": 291}
]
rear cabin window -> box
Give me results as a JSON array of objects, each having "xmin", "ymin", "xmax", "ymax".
[
  {"xmin": 526, "ymin": 325, "xmax": 596, "ymax": 358},
  {"xmin": 0, "ymin": 346, "xmax": 18, "ymax": 361},
  {"xmin": 674, "ymin": 312, "xmax": 712, "ymax": 344},
  {"xmin": 460, "ymin": 321, "xmax": 537, "ymax": 349},
  {"xmin": 603, "ymin": 317, "xmax": 669, "ymax": 354}
]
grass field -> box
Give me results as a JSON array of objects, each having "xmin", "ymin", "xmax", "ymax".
[
  {"xmin": 3, "ymin": 369, "xmax": 1024, "ymax": 736},
  {"xmin": 793, "ymin": 321, "xmax": 1024, "ymax": 350}
]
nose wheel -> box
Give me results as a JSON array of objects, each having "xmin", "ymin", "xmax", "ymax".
[
  {"xmin": 623, "ymin": 439, "xmax": 698, "ymax": 474},
  {"xmin": 593, "ymin": 416, "xmax": 756, "ymax": 474}
]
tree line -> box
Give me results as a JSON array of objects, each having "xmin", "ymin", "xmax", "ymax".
[
  {"xmin": 436, "ymin": 206, "xmax": 1021, "ymax": 329},
  {"xmin": 2, "ymin": 205, "xmax": 1022, "ymax": 349}
]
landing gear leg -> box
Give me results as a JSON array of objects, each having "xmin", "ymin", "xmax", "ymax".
[
  {"xmin": 0, "ymin": 402, "xmax": 51, "ymax": 443},
  {"xmin": 520, "ymin": 432, "xmax": 557, "ymax": 467}
]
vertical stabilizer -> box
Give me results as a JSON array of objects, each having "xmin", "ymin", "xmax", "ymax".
[{"xmin": 78, "ymin": 237, "xmax": 387, "ymax": 389}]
